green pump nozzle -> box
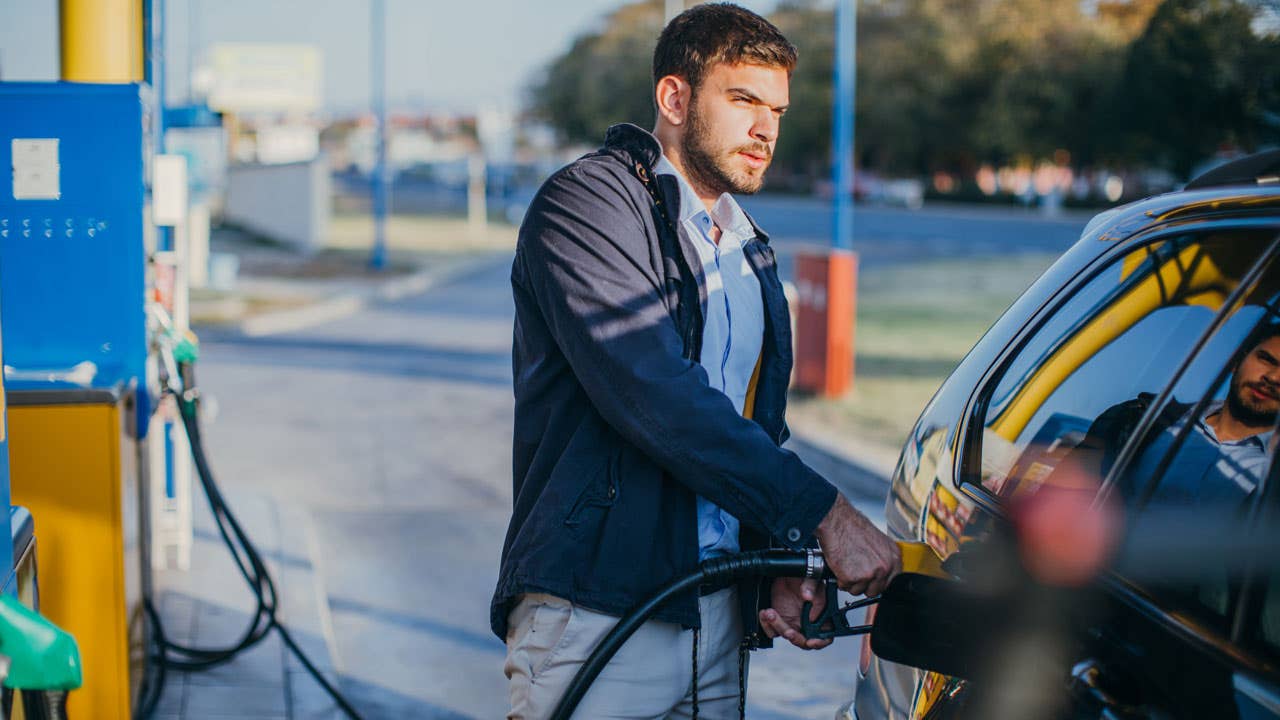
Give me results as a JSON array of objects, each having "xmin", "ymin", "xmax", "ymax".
[
  {"xmin": 0, "ymin": 595, "xmax": 82, "ymax": 691},
  {"xmin": 172, "ymin": 330, "xmax": 199, "ymax": 366}
]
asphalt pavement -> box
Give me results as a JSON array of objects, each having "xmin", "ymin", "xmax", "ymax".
[
  {"xmin": 156, "ymin": 251, "xmax": 888, "ymax": 719},
  {"xmin": 154, "ymin": 196, "xmax": 1096, "ymax": 717}
]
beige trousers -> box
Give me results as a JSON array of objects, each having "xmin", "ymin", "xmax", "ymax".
[{"xmin": 504, "ymin": 587, "xmax": 747, "ymax": 720}]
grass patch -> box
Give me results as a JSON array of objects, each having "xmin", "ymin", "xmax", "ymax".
[{"xmin": 327, "ymin": 213, "xmax": 518, "ymax": 253}]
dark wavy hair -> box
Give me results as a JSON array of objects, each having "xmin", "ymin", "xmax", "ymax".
[
  {"xmin": 1241, "ymin": 319, "xmax": 1280, "ymax": 362},
  {"xmin": 652, "ymin": 3, "xmax": 797, "ymax": 94}
]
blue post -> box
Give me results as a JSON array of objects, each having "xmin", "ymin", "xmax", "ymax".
[
  {"xmin": 370, "ymin": 0, "xmax": 389, "ymax": 270},
  {"xmin": 144, "ymin": 0, "xmax": 165, "ymax": 147},
  {"xmin": 831, "ymin": 0, "xmax": 856, "ymax": 251},
  {"xmin": 145, "ymin": 0, "xmax": 171, "ymax": 252}
]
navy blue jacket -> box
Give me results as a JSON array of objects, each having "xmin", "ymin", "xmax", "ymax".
[{"xmin": 491, "ymin": 124, "xmax": 838, "ymax": 643}]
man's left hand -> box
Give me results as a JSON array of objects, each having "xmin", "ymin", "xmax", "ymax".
[{"xmin": 759, "ymin": 577, "xmax": 833, "ymax": 650}]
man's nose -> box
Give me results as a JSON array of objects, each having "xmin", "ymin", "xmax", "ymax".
[
  {"xmin": 1261, "ymin": 364, "xmax": 1280, "ymax": 386},
  {"xmin": 752, "ymin": 108, "xmax": 778, "ymax": 144}
]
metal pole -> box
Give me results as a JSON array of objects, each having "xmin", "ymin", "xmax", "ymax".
[
  {"xmin": 665, "ymin": 0, "xmax": 683, "ymax": 21},
  {"xmin": 145, "ymin": 0, "xmax": 164, "ymax": 140},
  {"xmin": 60, "ymin": 0, "xmax": 144, "ymax": 82},
  {"xmin": 146, "ymin": 0, "xmax": 172, "ymax": 253},
  {"xmin": 187, "ymin": 0, "xmax": 197, "ymax": 103},
  {"xmin": 831, "ymin": 0, "xmax": 856, "ymax": 251},
  {"xmin": 370, "ymin": 0, "xmax": 389, "ymax": 270}
]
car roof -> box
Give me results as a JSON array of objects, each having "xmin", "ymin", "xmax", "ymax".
[
  {"xmin": 1081, "ymin": 185, "xmax": 1280, "ymax": 247},
  {"xmin": 1076, "ymin": 151, "xmax": 1280, "ymax": 248}
]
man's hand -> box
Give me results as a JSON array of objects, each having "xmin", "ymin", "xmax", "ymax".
[
  {"xmin": 815, "ymin": 493, "xmax": 901, "ymax": 597},
  {"xmin": 759, "ymin": 577, "xmax": 832, "ymax": 650}
]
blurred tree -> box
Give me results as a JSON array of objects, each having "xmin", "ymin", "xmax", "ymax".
[
  {"xmin": 782, "ymin": 0, "xmax": 1142, "ymax": 177},
  {"xmin": 768, "ymin": 0, "xmax": 835, "ymax": 186},
  {"xmin": 855, "ymin": 0, "xmax": 980, "ymax": 175},
  {"xmin": 965, "ymin": 0, "xmax": 1126, "ymax": 168},
  {"xmin": 527, "ymin": 0, "xmax": 1279, "ymax": 186},
  {"xmin": 1112, "ymin": 0, "xmax": 1280, "ymax": 177},
  {"xmin": 528, "ymin": 1, "xmax": 662, "ymax": 145},
  {"xmin": 1097, "ymin": 0, "xmax": 1166, "ymax": 39}
]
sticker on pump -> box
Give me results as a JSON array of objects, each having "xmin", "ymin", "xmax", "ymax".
[{"xmin": 11, "ymin": 139, "xmax": 60, "ymax": 201}]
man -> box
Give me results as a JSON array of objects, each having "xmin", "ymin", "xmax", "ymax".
[
  {"xmin": 1077, "ymin": 324, "xmax": 1280, "ymax": 506},
  {"xmin": 493, "ymin": 5, "xmax": 900, "ymax": 718}
]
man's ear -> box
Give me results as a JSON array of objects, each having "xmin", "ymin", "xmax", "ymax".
[{"xmin": 655, "ymin": 75, "xmax": 691, "ymax": 127}]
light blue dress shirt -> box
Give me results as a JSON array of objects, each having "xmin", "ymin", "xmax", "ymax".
[
  {"xmin": 1127, "ymin": 400, "xmax": 1272, "ymax": 507},
  {"xmin": 655, "ymin": 154, "xmax": 765, "ymax": 561}
]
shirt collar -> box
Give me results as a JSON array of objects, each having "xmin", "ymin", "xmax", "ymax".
[
  {"xmin": 654, "ymin": 153, "xmax": 756, "ymax": 243},
  {"xmin": 1196, "ymin": 399, "xmax": 1274, "ymax": 448}
]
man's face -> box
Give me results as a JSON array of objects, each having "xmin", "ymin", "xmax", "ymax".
[
  {"xmin": 1227, "ymin": 336, "xmax": 1280, "ymax": 428},
  {"xmin": 680, "ymin": 62, "xmax": 790, "ymax": 196}
]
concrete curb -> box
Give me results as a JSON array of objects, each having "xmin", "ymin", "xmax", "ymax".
[{"xmin": 238, "ymin": 254, "xmax": 502, "ymax": 337}]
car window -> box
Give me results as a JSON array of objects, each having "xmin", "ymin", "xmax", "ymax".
[
  {"xmin": 1100, "ymin": 227, "xmax": 1280, "ymax": 622},
  {"xmin": 969, "ymin": 230, "xmax": 1277, "ymax": 505},
  {"xmin": 1113, "ymin": 301, "xmax": 1280, "ymax": 626}
]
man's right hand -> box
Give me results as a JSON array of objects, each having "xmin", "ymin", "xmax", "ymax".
[{"xmin": 814, "ymin": 493, "xmax": 901, "ymax": 597}]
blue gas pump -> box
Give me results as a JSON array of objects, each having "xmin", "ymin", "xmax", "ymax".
[
  {"xmin": 0, "ymin": 278, "xmax": 35, "ymax": 608},
  {"xmin": 0, "ymin": 81, "xmax": 153, "ymax": 717}
]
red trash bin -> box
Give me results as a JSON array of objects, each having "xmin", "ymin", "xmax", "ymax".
[{"xmin": 794, "ymin": 249, "xmax": 857, "ymax": 397}]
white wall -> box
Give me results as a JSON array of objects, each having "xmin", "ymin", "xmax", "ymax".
[{"xmin": 223, "ymin": 157, "xmax": 330, "ymax": 251}]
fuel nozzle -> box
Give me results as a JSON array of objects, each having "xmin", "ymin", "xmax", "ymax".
[
  {"xmin": 801, "ymin": 541, "xmax": 948, "ymax": 641},
  {"xmin": 168, "ymin": 330, "xmax": 200, "ymax": 413},
  {"xmin": 0, "ymin": 595, "xmax": 82, "ymax": 720}
]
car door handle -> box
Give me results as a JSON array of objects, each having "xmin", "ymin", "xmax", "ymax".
[{"xmin": 1070, "ymin": 659, "xmax": 1148, "ymax": 720}]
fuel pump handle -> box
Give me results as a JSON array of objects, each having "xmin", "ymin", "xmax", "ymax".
[{"xmin": 800, "ymin": 541, "xmax": 948, "ymax": 641}]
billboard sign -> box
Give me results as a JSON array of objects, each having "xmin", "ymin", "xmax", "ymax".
[{"xmin": 208, "ymin": 43, "xmax": 322, "ymax": 113}]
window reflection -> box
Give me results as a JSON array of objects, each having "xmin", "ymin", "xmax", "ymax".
[{"xmin": 976, "ymin": 232, "xmax": 1274, "ymax": 504}]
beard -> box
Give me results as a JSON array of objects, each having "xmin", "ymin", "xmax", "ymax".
[
  {"xmin": 1226, "ymin": 372, "xmax": 1280, "ymax": 428},
  {"xmin": 680, "ymin": 97, "xmax": 771, "ymax": 196}
]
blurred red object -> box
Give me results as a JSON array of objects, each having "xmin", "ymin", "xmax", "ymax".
[{"xmin": 1008, "ymin": 458, "xmax": 1123, "ymax": 587}]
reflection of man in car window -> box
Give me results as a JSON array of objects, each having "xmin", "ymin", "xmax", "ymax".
[{"xmin": 1077, "ymin": 325, "xmax": 1280, "ymax": 506}]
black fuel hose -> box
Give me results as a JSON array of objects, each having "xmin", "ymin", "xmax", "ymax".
[
  {"xmin": 549, "ymin": 548, "xmax": 828, "ymax": 720},
  {"xmin": 134, "ymin": 360, "xmax": 363, "ymax": 719}
]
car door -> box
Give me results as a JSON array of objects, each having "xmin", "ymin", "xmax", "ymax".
[
  {"xmin": 905, "ymin": 224, "xmax": 1280, "ymax": 719},
  {"xmin": 1072, "ymin": 251, "xmax": 1280, "ymax": 720}
]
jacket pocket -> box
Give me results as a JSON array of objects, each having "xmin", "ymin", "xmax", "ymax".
[{"xmin": 563, "ymin": 449, "xmax": 621, "ymax": 528}]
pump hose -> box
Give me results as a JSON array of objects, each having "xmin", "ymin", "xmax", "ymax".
[
  {"xmin": 550, "ymin": 549, "xmax": 827, "ymax": 720},
  {"xmin": 133, "ymin": 361, "xmax": 363, "ymax": 719}
]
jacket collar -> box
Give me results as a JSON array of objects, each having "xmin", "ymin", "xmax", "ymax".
[
  {"xmin": 604, "ymin": 123, "xmax": 662, "ymax": 169},
  {"xmin": 604, "ymin": 123, "xmax": 772, "ymax": 246}
]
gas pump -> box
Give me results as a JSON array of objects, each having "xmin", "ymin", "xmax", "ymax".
[
  {"xmin": 0, "ymin": 253, "xmax": 83, "ymax": 720},
  {"xmin": 0, "ymin": 82, "xmax": 153, "ymax": 718}
]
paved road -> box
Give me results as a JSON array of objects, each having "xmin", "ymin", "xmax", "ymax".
[
  {"xmin": 341, "ymin": 182, "xmax": 1093, "ymax": 271},
  {"xmin": 194, "ymin": 253, "xmax": 886, "ymax": 718},
  {"xmin": 737, "ymin": 195, "xmax": 1089, "ymax": 280}
]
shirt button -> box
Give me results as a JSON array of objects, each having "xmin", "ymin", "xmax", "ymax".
[
  {"xmin": 786, "ymin": 528, "xmax": 802, "ymax": 543},
  {"xmin": 607, "ymin": 485, "xmax": 616, "ymax": 500}
]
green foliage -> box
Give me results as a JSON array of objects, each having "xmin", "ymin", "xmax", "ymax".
[
  {"xmin": 529, "ymin": 0, "xmax": 1280, "ymax": 182},
  {"xmin": 528, "ymin": 1, "xmax": 663, "ymax": 145},
  {"xmin": 769, "ymin": 1, "xmax": 835, "ymax": 185},
  {"xmin": 1113, "ymin": 0, "xmax": 1280, "ymax": 176}
]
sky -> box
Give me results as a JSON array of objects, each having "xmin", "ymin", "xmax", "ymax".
[{"xmin": 0, "ymin": 0, "xmax": 780, "ymax": 116}]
